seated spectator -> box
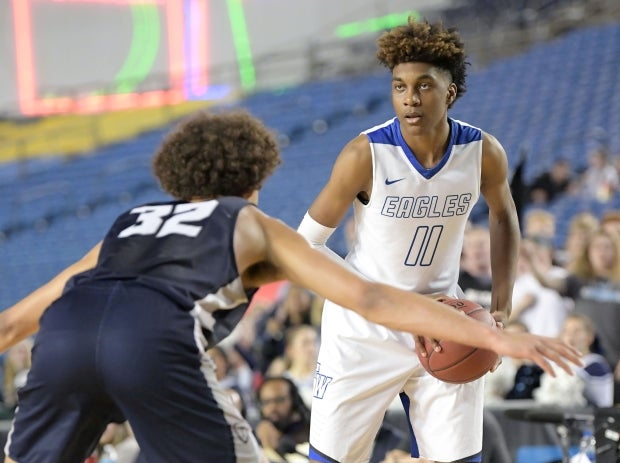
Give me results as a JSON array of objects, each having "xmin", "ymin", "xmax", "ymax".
[
  {"xmin": 265, "ymin": 324, "xmax": 319, "ymax": 408},
  {"xmin": 601, "ymin": 209, "xmax": 620, "ymax": 239},
  {"xmin": 577, "ymin": 148, "xmax": 619, "ymax": 202},
  {"xmin": 255, "ymin": 376, "xmax": 311, "ymax": 462},
  {"xmin": 534, "ymin": 314, "xmax": 614, "ymax": 407},
  {"xmin": 511, "ymin": 238, "xmax": 568, "ymax": 338},
  {"xmin": 523, "ymin": 208, "xmax": 557, "ymax": 242},
  {"xmin": 86, "ymin": 422, "xmax": 139, "ymax": 463},
  {"xmin": 527, "ymin": 158, "xmax": 573, "ymax": 205},
  {"xmin": 2, "ymin": 337, "xmax": 33, "ymax": 409},
  {"xmin": 254, "ymin": 284, "xmax": 322, "ymax": 373},
  {"xmin": 207, "ymin": 345, "xmax": 259, "ymax": 423},
  {"xmin": 555, "ymin": 212, "xmax": 599, "ymax": 268}
]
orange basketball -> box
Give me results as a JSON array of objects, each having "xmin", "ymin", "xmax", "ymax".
[{"xmin": 417, "ymin": 297, "xmax": 499, "ymax": 384}]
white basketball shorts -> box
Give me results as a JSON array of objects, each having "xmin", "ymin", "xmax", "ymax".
[{"xmin": 309, "ymin": 299, "xmax": 484, "ymax": 463}]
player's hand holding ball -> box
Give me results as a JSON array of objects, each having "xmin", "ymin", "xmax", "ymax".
[{"xmin": 416, "ymin": 297, "xmax": 499, "ymax": 384}]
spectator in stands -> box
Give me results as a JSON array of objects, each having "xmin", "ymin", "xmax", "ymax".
[
  {"xmin": 255, "ymin": 376, "xmax": 311, "ymax": 462},
  {"xmin": 527, "ymin": 158, "xmax": 573, "ymax": 205},
  {"xmin": 511, "ymin": 237, "xmax": 568, "ymax": 338},
  {"xmin": 523, "ymin": 208, "xmax": 557, "ymax": 243},
  {"xmin": 555, "ymin": 212, "xmax": 599, "ymax": 268},
  {"xmin": 601, "ymin": 209, "xmax": 620, "ymax": 239},
  {"xmin": 458, "ymin": 225, "xmax": 493, "ymax": 309},
  {"xmin": 265, "ymin": 324, "xmax": 319, "ymax": 408},
  {"xmin": 577, "ymin": 148, "xmax": 619, "ymax": 202},
  {"xmin": 2, "ymin": 337, "xmax": 33, "ymax": 409},
  {"xmin": 94, "ymin": 422, "xmax": 139, "ymax": 463},
  {"xmin": 254, "ymin": 284, "xmax": 322, "ymax": 373},
  {"xmin": 208, "ymin": 345, "xmax": 259, "ymax": 423},
  {"xmin": 524, "ymin": 227, "xmax": 620, "ymax": 402},
  {"xmin": 535, "ymin": 313, "xmax": 614, "ymax": 407}
]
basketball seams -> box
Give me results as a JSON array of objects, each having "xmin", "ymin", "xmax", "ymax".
[{"xmin": 417, "ymin": 297, "xmax": 498, "ymax": 383}]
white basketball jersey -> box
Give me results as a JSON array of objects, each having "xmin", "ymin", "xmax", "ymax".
[{"xmin": 346, "ymin": 117, "xmax": 482, "ymax": 295}]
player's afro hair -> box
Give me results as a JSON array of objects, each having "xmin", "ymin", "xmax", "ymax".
[
  {"xmin": 376, "ymin": 18, "xmax": 468, "ymax": 104},
  {"xmin": 153, "ymin": 110, "xmax": 281, "ymax": 200}
]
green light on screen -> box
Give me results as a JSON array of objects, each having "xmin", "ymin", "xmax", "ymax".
[
  {"xmin": 335, "ymin": 11, "xmax": 421, "ymax": 39},
  {"xmin": 114, "ymin": 4, "xmax": 160, "ymax": 94},
  {"xmin": 226, "ymin": 0, "xmax": 256, "ymax": 90}
]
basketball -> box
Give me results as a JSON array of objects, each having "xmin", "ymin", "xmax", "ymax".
[{"xmin": 417, "ymin": 297, "xmax": 499, "ymax": 384}]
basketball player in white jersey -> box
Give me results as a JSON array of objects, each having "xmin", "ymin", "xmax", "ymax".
[
  {"xmin": 0, "ymin": 111, "xmax": 579, "ymax": 463},
  {"xmin": 298, "ymin": 20, "xmax": 519, "ymax": 463}
]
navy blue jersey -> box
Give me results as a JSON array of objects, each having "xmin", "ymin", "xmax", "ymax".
[
  {"xmin": 6, "ymin": 196, "xmax": 265, "ymax": 462},
  {"xmin": 68, "ymin": 196, "xmax": 257, "ymax": 347}
]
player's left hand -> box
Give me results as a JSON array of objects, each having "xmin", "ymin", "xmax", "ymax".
[
  {"xmin": 414, "ymin": 335, "xmax": 441, "ymax": 358},
  {"xmin": 414, "ymin": 294, "xmax": 449, "ymax": 357}
]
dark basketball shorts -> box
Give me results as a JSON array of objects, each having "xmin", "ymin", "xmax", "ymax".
[{"xmin": 5, "ymin": 281, "xmax": 262, "ymax": 463}]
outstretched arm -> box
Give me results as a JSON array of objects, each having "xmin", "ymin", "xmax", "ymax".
[
  {"xmin": 239, "ymin": 208, "xmax": 582, "ymax": 377},
  {"xmin": 0, "ymin": 242, "xmax": 101, "ymax": 352}
]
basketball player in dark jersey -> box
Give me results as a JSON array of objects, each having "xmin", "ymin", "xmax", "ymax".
[{"xmin": 0, "ymin": 111, "xmax": 580, "ymax": 463}]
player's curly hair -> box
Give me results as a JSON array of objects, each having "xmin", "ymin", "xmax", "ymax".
[
  {"xmin": 153, "ymin": 110, "xmax": 281, "ymax": 200},
  {"xmin": 376, "ymin": 18, "xmax": 468, "ymax": 103}
]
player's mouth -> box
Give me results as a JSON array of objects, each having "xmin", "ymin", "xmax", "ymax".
[{"xmin": 403, "ymin": 112, "xmax": 422, "ymax": 124}]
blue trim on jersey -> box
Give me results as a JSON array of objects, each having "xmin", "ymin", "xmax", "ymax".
[
  {"xmin": 399, "ymin": 392, "xmax": 420, "ymax": 458},
  {"xmin": 399, "ymin": 392, "xmax": 482, "ymax": 462},
  {"xmin": 365, "ymin": 117, "xmax": 398, "ymax": 145},
  {"xmin": 366, "ymin": 117, "xmax": 482, "ymax": 180},
  {"xmin": 462, "ymin": 451, "xmax": 483, "ymax": 462},
  {"xmin": 396, "ymin": 118, "xmax": 451, "ymax": 179},
  {"xmin": 452, "ymin": 119, "xmax": 482, "ymax": 145},
  {"xmin": 584, "ymin": 360, "xmax": 612, "ymax": 376},
  {"xmin": 309, "ymin": 445, "xmax": 340, "ymax": 463}
]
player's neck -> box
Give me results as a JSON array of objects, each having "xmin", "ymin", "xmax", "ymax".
[{"xmin": 402, "ymin": 121, "xmax": 451, "ymax": 169}]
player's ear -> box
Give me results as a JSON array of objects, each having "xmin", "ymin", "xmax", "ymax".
[{"xmin": 447, "ymin": 83, "xmax": 457, "ymax": 105}]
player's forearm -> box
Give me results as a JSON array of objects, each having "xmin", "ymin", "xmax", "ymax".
[
  {"xmin": 0, "ymin": 268, "xmax": 79, "ymax": 351},
  {"xmin": 0, "ymin": 285, "xmax": 56, "ymax": 352},
  {"xmin": 359, "ymin": 283, "xmax": 502, "ymax": 350},
  {"xmin": 489, "ymin": 210, "xmax": 519, "ymax": 320},
  {"xmin": 297, "ymin": 212, "xmax": 348, "ymax": 266},
  {"xmin": 0, "ymin": 243, "xmax": 100, "ymax": 352}
]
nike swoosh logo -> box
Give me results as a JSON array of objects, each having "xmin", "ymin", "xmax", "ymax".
[{"xmin": 385, "ymin": 177, "xmax": 405, "ymax": 185}]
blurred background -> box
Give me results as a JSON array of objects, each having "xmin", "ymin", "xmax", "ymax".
[{"xmin": 0, "ymin": 1, "xmax": 620, "ymax": 462}]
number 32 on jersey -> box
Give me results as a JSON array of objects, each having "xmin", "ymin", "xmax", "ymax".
[{"xmin": 118, "ymin": 201, "xmax": 218, "ymax": 239}]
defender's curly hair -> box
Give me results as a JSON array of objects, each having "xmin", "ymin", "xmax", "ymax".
[
  {"xmin": 153, "ymin": 110, "xmax": 281, "ymax": 200},
  {"xmin": 376, "ymin": 18, "xmax": 468, "ymax": 103}
]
